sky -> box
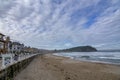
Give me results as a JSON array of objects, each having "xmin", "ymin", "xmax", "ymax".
[{"xmin": 0, "ymin": 0, "xmax": 120, "ymax": 50}]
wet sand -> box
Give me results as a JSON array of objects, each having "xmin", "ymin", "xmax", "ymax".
[{"xmin": 14, "ymin": 54, "xmax": 120, "ymax": 80}]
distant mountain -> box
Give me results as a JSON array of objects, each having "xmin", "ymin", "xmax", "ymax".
[{"xmin": 54, "ymin": 46, "xmax": 97, "ymax": 52}]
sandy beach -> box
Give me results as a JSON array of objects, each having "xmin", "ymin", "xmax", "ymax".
[{"xmin": 14, "ymin": 54, "xmax": 120, "ymax": 80}]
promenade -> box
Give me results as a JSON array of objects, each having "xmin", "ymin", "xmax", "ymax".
[
  {"xmin": 14, "ymin": 55, "xmax": 62, "ymax": 80},
  {"xmin": 14, "ymin": 54, "xmax": 120, "ymax": 80}
]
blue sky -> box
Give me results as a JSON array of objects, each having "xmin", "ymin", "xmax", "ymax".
[{"xmin": 0, "ymin": 0, "xmax": 120, "ymax": 50}]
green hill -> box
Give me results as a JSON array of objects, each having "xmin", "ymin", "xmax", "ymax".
[{"xmin": 55, "ymin": 46, "xmax": 97, "ymax": 52}]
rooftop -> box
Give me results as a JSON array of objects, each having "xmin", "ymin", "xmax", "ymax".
[{"xmin": 0, "ymin": 33, "xmax": 5, "ymax": 36}]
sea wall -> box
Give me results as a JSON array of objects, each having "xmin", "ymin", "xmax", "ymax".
[{"xmin": 0, "ymin": 55, "xmax": 36, "ymax": 80}]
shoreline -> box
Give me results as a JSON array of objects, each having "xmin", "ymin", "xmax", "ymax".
[
  {"xmin": 53, "ymin": 53, "xmax": 120, "ymax": 66},
  {"xmin": 53, "ymin": 54, "xmax": 120, "ymax": 66},
  {"xmin": 15, "ymin": 54, "xmax": 120, "ymax": 80}
]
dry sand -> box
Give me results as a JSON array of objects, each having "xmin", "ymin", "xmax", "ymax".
[{"xmin": 14, "ymin": 54, "xmax": 120, "ymax": 80}]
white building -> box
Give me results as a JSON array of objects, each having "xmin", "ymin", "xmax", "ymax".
[{"xmin": 11, "ymin": 42, "xmax": 24, "ymax": 54}]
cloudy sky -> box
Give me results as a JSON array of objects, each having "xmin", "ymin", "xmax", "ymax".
[{"xmin": 0, "ymin": 0, "xmax": 120, "ymax": 50}]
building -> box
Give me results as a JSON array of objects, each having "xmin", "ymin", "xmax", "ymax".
[
  {"xmin": 23, "ymin": 46, "xmax": 39, "ymax": 53},
  {"xmin": 0, "ymin": 32, "xmax": 39, "ymax": 55},
  {"xmin": 11, "ymin": 42, "xmax": 24, "ymax": 54},
  {"xmin": 0, "ymin": 33, "xmax": 11, "ymax": 54},
  {"xmin": 0, "ymin": 33, "xmax": 5, "ymax": 54},
  {"xmin": 0, "ymin": 33, "xmax": 25, "ymax": 54}
]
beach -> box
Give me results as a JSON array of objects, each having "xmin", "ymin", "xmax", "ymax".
[{"xmin": 14, "ymin": 54, "xmax": 120, "ymax": 80}]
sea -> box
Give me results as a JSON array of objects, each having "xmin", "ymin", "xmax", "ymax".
[{"xmin": 54, "ymin": 52, "xmax": 120, "ymax": 65}]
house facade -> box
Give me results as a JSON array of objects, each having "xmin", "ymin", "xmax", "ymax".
[
  {"xmin": 0, "ymin": 32, "xmax": 39, "ymax": 55},
  {"xmin": 11, "ymin": 42, "xmax": 24, "ymax": 54},
  {"xmin": 0, "ymin": 33, "xmax": 5, "ymax": 54}
]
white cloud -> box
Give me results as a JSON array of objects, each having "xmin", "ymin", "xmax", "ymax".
[
  {"xmin": 0, "ymin": 0, "xmax": 120, "ymax": 49},
  {"xmin": 0, "ymin": 0, "xmax": 15, "ymax": 17}
]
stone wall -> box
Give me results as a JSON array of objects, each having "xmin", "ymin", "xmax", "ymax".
[{"xmin": 0, "ymin": 55, "xmax": 36, "ymax": 80}]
